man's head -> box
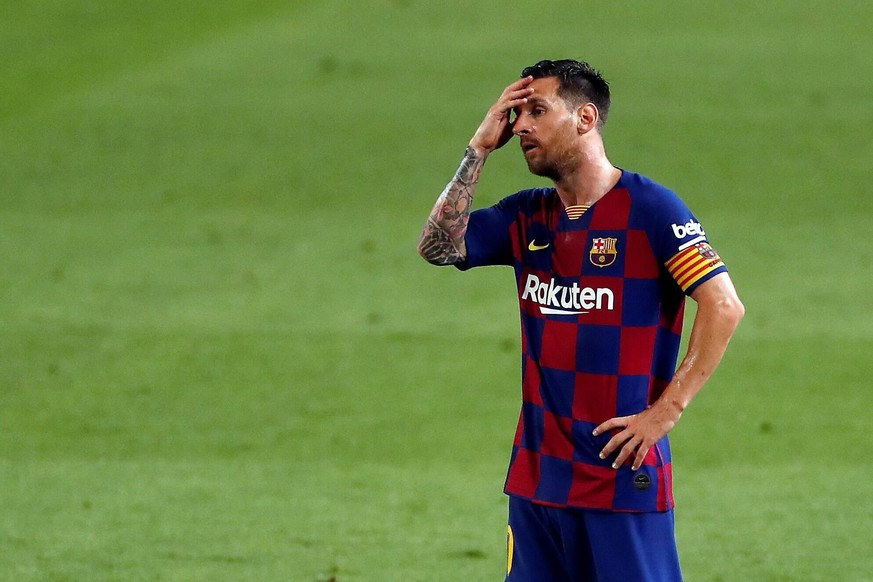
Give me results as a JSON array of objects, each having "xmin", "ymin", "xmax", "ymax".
[
  {"xmin": 512, "ymin": 59, "xmax": 611, "ymax": 181},
  {"xmin": 521, "ymin": 59, "xmax": 611, "ymax": 132}
]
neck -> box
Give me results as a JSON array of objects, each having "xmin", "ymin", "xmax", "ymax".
[{"xmin": 553, "ymin": 142, "xmax": 621, "ymax": 207}]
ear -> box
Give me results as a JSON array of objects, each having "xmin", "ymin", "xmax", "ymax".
[{"xmin": 576, "ymin": 103, "xmax": 599, "ymax": 134}]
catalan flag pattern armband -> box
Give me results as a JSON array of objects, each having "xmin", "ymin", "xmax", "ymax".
[{"xmin": 665, "ymin": 242, "xmax": 725, "ymax": 292}]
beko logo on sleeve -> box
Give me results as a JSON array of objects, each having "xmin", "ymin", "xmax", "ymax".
[{"xmin": 671, "ymin": 220, "xmax": 705, "ymax": 239}]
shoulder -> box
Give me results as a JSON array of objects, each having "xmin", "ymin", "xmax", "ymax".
[
  {"xmin": 503, "ymin": 186, "xmax": 555, "ymax": 204},
  {"xmin": 491, "ymin": 187, "xmax": 556, "ymax": 214},
  {"xmin": 619, "ymin": 170, "xmax": 686, "ymax": 212},
  {"xmin": 618, "ymin": 170, "xmax": 698, "ymax": 236}
]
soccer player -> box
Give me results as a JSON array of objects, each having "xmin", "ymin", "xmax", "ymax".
[{"xmin": 417, "ymin": 59, "xmax": 744, "ymax": 581}]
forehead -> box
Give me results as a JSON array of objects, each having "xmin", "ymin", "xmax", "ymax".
[{"xmin": 528, "ymin": 76, "xmax": 561, "ymax": 101}]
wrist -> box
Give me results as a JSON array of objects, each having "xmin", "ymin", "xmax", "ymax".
[
  {"xmin": 654, "ymin": 393, "xmax": 686, "ymax": 418},
  {"xmin": 466, "ymin": 142, "xmax": 491, "ymax": 159}
]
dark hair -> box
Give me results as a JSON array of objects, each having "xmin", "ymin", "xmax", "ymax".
[{"xmin": 521, "ymin": 59, "xmax": 611, "ymax": 130}]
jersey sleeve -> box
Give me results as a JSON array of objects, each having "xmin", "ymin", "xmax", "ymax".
[
  {"xmin": 647, "ymin": 188, "xmax": 728, "ymax": 295},
  {"xmin": 454, "ymin": 192, "xmax": 522, "ymax": 270}
]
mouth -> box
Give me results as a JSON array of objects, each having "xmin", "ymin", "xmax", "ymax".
[{"xmin": 521, "ymin": 141, "xmax": 539, "ymax": 153}]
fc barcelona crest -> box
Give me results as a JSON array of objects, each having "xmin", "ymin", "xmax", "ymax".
[
  {"xmin": 695, "ymin": 242, "xmax": 719, "ymax": 261},
  {"xmin": 590, "ymin": 237, "xmax": 618, "ymax": 268}
]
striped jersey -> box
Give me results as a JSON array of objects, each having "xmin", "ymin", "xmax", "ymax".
[{"xmin": 457, "ymin": 170, "xmax": 727, "ymax": 512}]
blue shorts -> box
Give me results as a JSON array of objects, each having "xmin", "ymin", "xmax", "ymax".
[{"xmin": 506, "ymin": 496, "xmax": 683, "ymax": 581}]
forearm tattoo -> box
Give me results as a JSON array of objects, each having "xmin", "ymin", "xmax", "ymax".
[{"xmin": 418, "ymin": 147, "xmax": 484, "ymax": 265}]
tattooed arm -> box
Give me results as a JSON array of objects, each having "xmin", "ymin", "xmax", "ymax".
[
  {"xmin": 417, "ymin": 76, "xmax": 535, "ymax": 266},
  {"xmin": 417, "ymin": 147, "xmax": 484, "ymax": 265}
]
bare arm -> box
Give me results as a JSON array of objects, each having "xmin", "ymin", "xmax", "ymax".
[
  {"xmin": 594, "ymin": 272, "xmax": 745, "ymax": 470},
  {"xmin": 417, "ymin": 76, "xmax": 535, "ymax": 266}
]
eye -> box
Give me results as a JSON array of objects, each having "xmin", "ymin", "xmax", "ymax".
[{"xmin": 531, "ymin": 107, "xmax": 546, "ymax": 116}]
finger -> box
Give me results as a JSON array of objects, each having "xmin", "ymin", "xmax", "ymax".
[
  {"xmin": 612, "ymin": 437, "xmax": 642, "ymax": 470},
  {"xmin": 488, "ymin": 78, "xmax": 535, "ymax": 120},
  {"xmin": 504, "ymin": 75, "xmax": 534, "ymax": 92},
  {"xmin": 495, "ymin": 90, "xmax": 534, "ymax": 114},
  {"xmin": 592, "ymin": 415, "xmax": 630, "ymax": 437},
  {"xmin": 504, "ymin": 84, "xmax": 535, "ymax": 99},
  {"xmin": 505, "ymin": 84, "xmax": 535, "ymax": 99},
  {"xmin": 631, "ymin": 445, "xmax": 650, "ymax": 471},
  {"xmin": 499, "ymin": 82, "xmax": 535, "ymax": 103},
  {"xmin": 499, "ymin": 95, "xmax": 530, "ymax": 114},
  {"xmin": 489, "ymin": 88, "xmax": 532, "ymax": 114},
  {"xmin": 597, "ymin": 429, "xmax": 629, "ymax": 460}
]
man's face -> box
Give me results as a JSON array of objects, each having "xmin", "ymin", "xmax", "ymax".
[{"xmin": 512, "ymin": 76, "xmax": 580, "ymax": 180}]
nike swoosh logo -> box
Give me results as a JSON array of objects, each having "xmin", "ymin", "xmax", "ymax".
[{"xmin": 528, "ymin": 240, "xmax": 550, "ymax": 251}]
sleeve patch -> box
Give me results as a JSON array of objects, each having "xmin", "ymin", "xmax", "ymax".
[{"xmin": 665, "ymin": 242, "xmax": 724, "ymax": 291}]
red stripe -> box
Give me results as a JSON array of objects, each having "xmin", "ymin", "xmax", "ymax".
[
  {"xmin": 666, "ymin": 248, "xmax": 697, "ymax": 273},
  {"xmin": 677, "ymin": 259, "xmax": 724, "ymax": 290}
]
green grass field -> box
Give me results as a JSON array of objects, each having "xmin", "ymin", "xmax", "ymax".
[{"xmin": 2, "ymin": 1, "xmax": 872, "ymax": 580}]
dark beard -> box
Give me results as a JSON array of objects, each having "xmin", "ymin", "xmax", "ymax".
[{"xmin": 525, "ymin": 151, "xmax": 571, "ymax": 182}]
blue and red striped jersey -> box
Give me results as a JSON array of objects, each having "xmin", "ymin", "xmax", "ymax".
[{"xmin": 457, "ymin": 170, "xmax": 727, "ymax": 512}]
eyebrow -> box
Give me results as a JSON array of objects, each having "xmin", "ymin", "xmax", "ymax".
[{"xmin": 513, "ymin": 96, "xmax": 549, "ymax": 114}]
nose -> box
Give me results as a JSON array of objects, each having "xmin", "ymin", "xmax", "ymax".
[{"xmin": 513, "ymin": 113, "xmax": 531, "ymax": 136}]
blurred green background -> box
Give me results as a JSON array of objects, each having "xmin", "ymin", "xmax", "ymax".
[{"xmin": 2, "ymin": 1, "xmax": 871, "ymax": 580}]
